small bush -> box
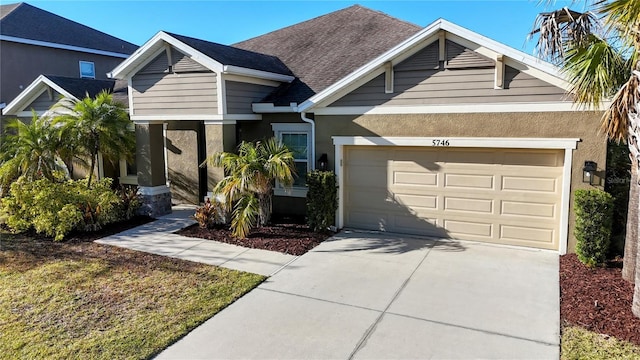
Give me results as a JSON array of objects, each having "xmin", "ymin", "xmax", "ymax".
[
  {"xmin": 574, "ymin": 189, "xmax": 614, "ymax": 267},
  {"xmin": 306, "ymin": 170, "xmax": 337, "ymax": 232},
  {"xmin": 194, "ymin": 197, "xmax": 225, "ymax": 229},
  {"xmin": 117, "ymin": 185, "xmax": 142, "ymax": 220},
  {"xmin": 0, "ymin": 177, "xmax": 123, "ymax": 241}
]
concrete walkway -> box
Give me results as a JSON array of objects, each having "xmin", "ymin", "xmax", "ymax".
[
  {"xmin": 96, "ymin": 205, "xmax": 297, "ymax": 276},
  {"xmin": 156, "ymin": 230, "xmax": 560, "ymax": 359}
]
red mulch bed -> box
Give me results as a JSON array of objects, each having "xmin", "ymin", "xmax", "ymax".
[
  {"xmin": 561, "ymin": 254, "xmax": 640, "ymax": 345},
  {"xmin": 177, "ymin": 223, "xmax": 332, "ymax": 256},
  {"xmin": 1, "ymin": 215, "xmax": 154, "ymax": 243}
]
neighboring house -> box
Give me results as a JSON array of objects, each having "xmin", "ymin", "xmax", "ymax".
[
  {"xmin": 109, "ymin": 5, "xmax": 606, "ymax": 254},
  {"xmin": 0, "ymin": 2, "xmax": 137, "ymax": 108},
  {"xmin": 1, "ymin": 74, "xmax": 133, "ymax": 183}
]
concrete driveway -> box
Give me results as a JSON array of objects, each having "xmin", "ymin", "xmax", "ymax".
[{"xmin": 157, "ymin": 231, "xmax": 559, "ymax": 359}]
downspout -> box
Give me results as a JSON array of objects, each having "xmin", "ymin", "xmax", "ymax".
[{"xmin": 300, "ymin": 111, "xmax": 316, "ymax": 170}]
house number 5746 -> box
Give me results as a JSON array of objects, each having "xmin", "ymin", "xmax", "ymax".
[{"xmin": 432, "ymin": 139, "xmax": 450, "ymax": 146}]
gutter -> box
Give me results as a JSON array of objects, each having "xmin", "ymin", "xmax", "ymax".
[{"xmin": 300, "ymin": 111, "xmax": 316, "ymax": 171}]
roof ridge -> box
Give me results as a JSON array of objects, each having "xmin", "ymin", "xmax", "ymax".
[{"xmin": 351, "ymin": 4, "xmax": 421, "ymax": 29}]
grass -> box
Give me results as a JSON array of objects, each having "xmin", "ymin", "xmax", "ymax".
[
  {"xmin": 0, "ymin": 234, "xmax": 265, "ymax": 360},
  {"xmin": 562, "ymin": 325, "xmax": 640, "ymax": 360}
]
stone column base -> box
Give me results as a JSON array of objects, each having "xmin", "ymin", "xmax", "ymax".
[{"xmin": 138, "ymin": 185, "xmax": 172, "ymax": 217}]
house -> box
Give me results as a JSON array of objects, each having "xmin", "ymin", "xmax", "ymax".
[
  {"xmin": 0, "ymin": 2, "xmax": 137, "ymax": 109},
  {"xmin": 108, "ymin": 5, "xmax": 606, "ymax": 254}
]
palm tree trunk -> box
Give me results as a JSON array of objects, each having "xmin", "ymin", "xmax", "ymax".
[
  {"xmin": 258, "ymin": 193, "xmax": 272, "ymax": 226},
  {"xmin": 87, "ymin": 153, "xmax": 96, "ymax": 189},
  {"xmin": 628, "ymin": 104, "xmax": 640, "ymax": 317},
  {"xmin": 623, "ymin": 159, "xmax": 638, "ymax": 282}
]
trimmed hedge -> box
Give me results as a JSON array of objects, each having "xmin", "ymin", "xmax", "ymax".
[
  {"xmin": 574, "ymin": 189, "xmax": 614, "ymax": 267},
  {"xmin": 306, "ymin": 170, "xmax": 337, "ymax": 232}
]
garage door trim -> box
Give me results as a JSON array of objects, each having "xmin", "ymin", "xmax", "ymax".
[{"xmin": 332, "ymin": 136, "xmax": 579, "ymax": 254}]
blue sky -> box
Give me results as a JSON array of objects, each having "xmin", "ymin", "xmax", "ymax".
[{"xmin": 13, "ymin": 1, "xmax": 581, "ymax": 55}]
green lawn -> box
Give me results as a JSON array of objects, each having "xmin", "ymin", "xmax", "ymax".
[
  {"xmin": 0, "ymin": 235, "xmax": 265, "ymax": 360},
  {"xmin": 562, "ymin": 325, "xmax": 640, "ymax": 360}
]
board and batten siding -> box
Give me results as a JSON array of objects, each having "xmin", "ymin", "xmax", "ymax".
[
  {"xmin": 26, "ymin": 89, "xmax": 62, "ymax": 112},
  {"xmin": 225, "ymin": 81, "xmax": 276, "ymax": 114},
  {"xmin": 131, "ymin": 72, "xmax": 218, "ymax": 116},
  {"xmin": 329, "ymin": 39, "xmax": 567, "ymax": 107}
]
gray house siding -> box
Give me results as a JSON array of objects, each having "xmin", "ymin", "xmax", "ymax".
[
  {"xmin": 330, "ymin": 65, "xmax": 567, "ymax": 107},
  {"xmin": 131, "ymin": 48, "xmax": 218, "ymax": 116},
  {"xmin": 329, "ymin": 39, "xmax": 567, "ymax": 107},
  {"xmin": 225, "ymin": 81, "xmax": 276, "ymax": 114},
  {"xmin": 0, "ymin": 41, "xmax": 125, "ymax": 105},
  {"xmin": 131, "ymin": 72, "xmax": 218, "ymax": 116},
  {"xmin": 26, "ymin": 89, "xmax": 62, "ymax": 112}
]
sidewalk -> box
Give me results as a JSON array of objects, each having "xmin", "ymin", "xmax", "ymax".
[{"xmin": 95, "ymin": 205, "xmax": 298, "ymax": 276}]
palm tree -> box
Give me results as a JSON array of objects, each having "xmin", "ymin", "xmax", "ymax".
[
  {"xmin": 206, "ymin": 138, "xmax": 295, "ymax": 238},
  {"xmin": 54, "ymin": 90, "xmax": 134, "ymax": 188},
  {"xmin": 530, "ymin": 0, "xmax": 640, "ymax": 316},
  {"xmin": 0, "ymin": 113, "xmax": 69, "ymax": 194}
]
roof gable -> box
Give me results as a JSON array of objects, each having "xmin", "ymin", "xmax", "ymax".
[
  {"xmin": 298, "ymin": 19, "xmax": 571, "ymax": 112},
  {"xmin": 1, "ymin": 75, "xmax": 122, "ymax": 116},
  {"xmin": 109, "ymin": 31, "xmax": 294, "ymax": 83},
  {"xmin": 234, "ymin": 5, "xmax": 421, "ymax": 105},
  {"xmin": 0, "ymin": 3, "xmax": 137, "ymax": 56}
]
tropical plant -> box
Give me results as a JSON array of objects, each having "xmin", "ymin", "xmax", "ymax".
[
  {"xmin": 205, "ymin": 138, "xmax": 295, "ymax": 238},
  {"xmin": 54, "ymin": 90, "xmax": 134, "ymax": 188},
  {"xmin": 574, "ymin": 189, "xmax": 615, "ymax": 268},
  {"xmin": 529, "ymin": 0, "xmax": 640, "ymax": 315},
  {"xmin": 0, "ymin": 113, "xmax": 70, "ymax": 195}
]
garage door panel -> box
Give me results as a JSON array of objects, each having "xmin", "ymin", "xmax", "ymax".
[
  {"xmin": 444, "ymin": 173, "xmax": 494, "ymax": 190},
  {"xmin": 344, "ymin": 146, "xmax": 562, "ymax": 250},
  {"xmin": 501, "ymin": 201, "xmax": 556, "ymax": 219},
  {"xmin": 444, "ymin": 197, "xmax": 493, "ymax": 214},
  {"xmin": 502, "ymin": 176, "xmax": 558, "ymax": 193},
  {"xmin": 393, "ymin": 171, "xmax": 438, "ymax": 186},
  {"xmin": 500, "ymin": 225, "xmax": 555, "ymax": 245},
  {"xmin": 444, "ymin": 219, "xmax": 493, "ymax": 238}
]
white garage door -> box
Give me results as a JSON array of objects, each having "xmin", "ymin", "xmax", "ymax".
[{"xmin": 344, "ymin": 146, "xmax": 564, "ymax": 250}]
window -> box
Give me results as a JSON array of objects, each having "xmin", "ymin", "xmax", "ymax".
[
  {"xmin": 79, "ymin": 61, "xmax": 95, "ymax": 79},
  {"xmin": 271, "ymin": 123, "xmax": 312, "ymax": 197}
]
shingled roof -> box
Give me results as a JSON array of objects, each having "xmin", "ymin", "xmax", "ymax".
[
  {"xmin": 234, "ymin": 5, "xmax": 422, "ymax": 105},
  {"xmin": 166, "ymin": 32, "xmax": 293, "ymax": 76},
  {"xmin": 0, "ymin": 2, "xmax": 137, "ymax": 55}
]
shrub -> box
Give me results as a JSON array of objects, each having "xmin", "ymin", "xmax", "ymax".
[
  {"xmin": 0, "ymin": 177, "xmax": 123, "ymax": 241},
  {"xmin": 194, "ymin": 198, "xmax": 225, "ymax": 229},
  {"xmin": 306, "ymin": 170, "xmax": 338, "ymax": 232},
  {"xmin": 574, "ymin": 189, "xmax": 614, "ymax": 267},
  {"xmin": 117, "ymin": 185, "xmax": 142, "ymax": 220}
]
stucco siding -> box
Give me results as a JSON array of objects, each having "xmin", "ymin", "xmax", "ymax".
[
  {"xmin": 226, "ymin": 81, "xmax": 276, "ymax": 114},
  {"xmin": 314, "ymin": 112, "xmax": 606, "ymax": 253},
  {"xmin": 330, "ymin": 65, "xmax": 567, "ymax": 107},
  {"xmin": 131, "ymin": 72, "xmax": 218, "ymax": 116},
  {"xmin": 166, "ymin": 121, "xmax": 203, "ymax": 204}
]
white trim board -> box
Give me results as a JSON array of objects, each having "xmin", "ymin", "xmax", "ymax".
[
  {"xmin": 138, "ymin": 185, "xmax": 171, "ymax": 196},
  {"xmin": 332, "ymin": 136, "xmax": 579, "ymax": 254},
  {"xmin": 131, "ymin": 114, "xmax": 261, "ymax": 121},
  {"xmin": 0, "ymin": 35, "xmax": 131, "ymax": 58},
  {"xmin": 314, "ymin": 102, "xmax": 608, "ymax": 115}
]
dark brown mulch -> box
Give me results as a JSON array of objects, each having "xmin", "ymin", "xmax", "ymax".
[
  {"xmin": 177, "ymin": 223, "xmax": 332, "ymax": 256},
  {"xmin": 560, "ymin": 254, "xmax": 640, "ymax": 345},
  {"xmin": 0, "ymin": 215, "xmax": 154, "ymax": 243}
]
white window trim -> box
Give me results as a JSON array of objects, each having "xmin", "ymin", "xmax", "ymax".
[
  {"xmin": 272, "ymin": 123, "xmax": 312, "ymax": 197},
  {"xmin": 119, "ymin": 159, "xmax": 138, "ymax": 185},
  {"xmin": 79, "ymin": 61, "xmax": 96, "ymax": 79}
]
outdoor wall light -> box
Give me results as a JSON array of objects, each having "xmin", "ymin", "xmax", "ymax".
[
  {"xmin": 317, "ymin": 153, "xmax": 329, "ymax": 171},
  {"xmin": 583, "ymin": 161, "xmax": 597, "ymax": 185}
]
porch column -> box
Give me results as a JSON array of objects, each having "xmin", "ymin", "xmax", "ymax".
[
  {"xmin": 204, "ymin": 121, "xmax": 236, "ymax": 200},
  {"xmin": 136, "ymin": 122, "xmax": 172, "ymax": 217}
]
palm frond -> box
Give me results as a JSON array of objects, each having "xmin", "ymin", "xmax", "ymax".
[
  {"xmin": 230, "ymin": 194, "xmax": 259, "ymax": 238},
  {"xmin": 602, "ymin": 71, "xmax": 640, "ymax": 141}
]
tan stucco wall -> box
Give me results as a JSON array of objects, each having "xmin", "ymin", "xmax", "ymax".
[
  {"xmin": 166, "ymin": 121, "xmax": 201, "ymax": 204},
  {"xmin": 314, "ymin": 111, "xmax": 607, "ymax": 253},
  {"xmin": 204, "ymin": 123, "xmax": 236, "ymax": 191}
]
